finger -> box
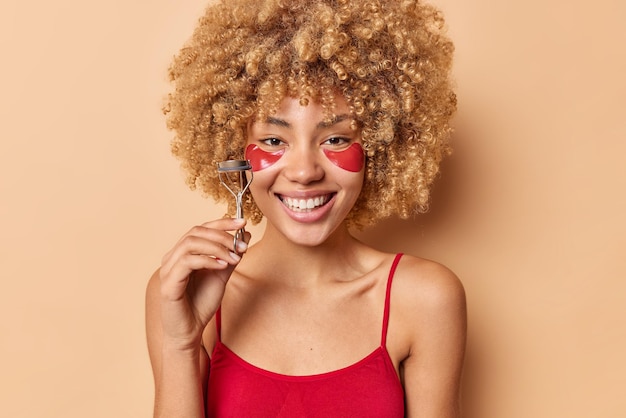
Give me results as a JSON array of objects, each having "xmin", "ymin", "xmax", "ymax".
[
  {"xmin": 177, "ymin": 235, "xmax": 241, "ymax": 264},
  {"xmin": 192, "ymin": 220, "xmax": 249, "ymax": 255},
  {"xmin": 233, "ymin": 231, "xmax": 251, "ymax": 254},
  {"xmin": 165, "ymin": 253, "xmax": 233, "ymax": 281},
  {"xmin": 200, "ymin": 217, "xmax": 247, "ymax": 231},
  {"xmin": 161, "ymin": 220, "xmax": 248, "ymax": 286},
  {"xmin": 173, "ymin": 226, "xmax": 240, "ymax": 256},
  {"xmin": 162, "ymin": 235, "xmax": 242, "ymax": 280},
  {"xmin": 160, "ymin": 251, "xmax": 240, "ymax": 299}
]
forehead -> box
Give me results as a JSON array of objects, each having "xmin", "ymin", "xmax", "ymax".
[{"xmin": 259, "ymin": 94, "xmax": 354, "ymax": 126}]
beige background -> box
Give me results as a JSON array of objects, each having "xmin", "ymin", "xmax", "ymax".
[{"xmin": 1, "ymin": 0, "xmax": 624, "ymax": 417}]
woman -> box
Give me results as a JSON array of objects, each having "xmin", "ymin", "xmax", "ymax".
[{"xmin": 146, "ymin": 0, "xmax": 466, "ymax": 416}]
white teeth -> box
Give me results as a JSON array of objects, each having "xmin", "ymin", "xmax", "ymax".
[{"xmin": 283, "ymin": 195, "xmax": 328, "ymax": 211}]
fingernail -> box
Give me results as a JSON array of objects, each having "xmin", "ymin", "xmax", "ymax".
[
  {"xmin": 229, "ymin": 251, "xmax": 241, "ymax": 262},
  {"xmin": 216, "ymin": 258, "xmax": 228, "ymax": 266},
  {"xmin": 236, "ymin": 240, "xmax": 248, "ymax": 252},
  {"xmin": 234, "ymin": 218, "xmax": 245, "ymax": 225}
]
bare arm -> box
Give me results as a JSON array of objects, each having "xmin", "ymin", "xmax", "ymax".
[
  {"xmin": 397, "ymin": 261, "xmax": 467, "ymax": 418},
  {"xmin": 145, "ymin": 218, "xmax": 248, "ymax": 417},
  {"xmin": 146, "ymin": 272, "xmax": 210, "ymax": 417}
]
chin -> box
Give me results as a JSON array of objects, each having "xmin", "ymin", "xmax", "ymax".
[{"xmin": 280, "ymin": 219, "xmax": 349, "ymax": 248}]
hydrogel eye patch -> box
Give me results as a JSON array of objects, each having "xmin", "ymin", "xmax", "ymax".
[
  {"xmin": 245, "ymin": 143, "xmax": 364, "ymax": 172},
  {"xmin": 322, "ymin": 143, "xmax": 364, "ymax": 172},
  {"xmin": 245, "ymin": 144, "xmax": 285, "ymax": 172}
]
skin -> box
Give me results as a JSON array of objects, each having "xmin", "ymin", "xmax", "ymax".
[{"xmin": 146, "ymin": 95, "xmax": 467, "ymax": 418}]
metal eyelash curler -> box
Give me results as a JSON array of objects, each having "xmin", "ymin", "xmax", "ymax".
[{"xmin": 217, "ymin": 159, "xmax": 253, "ymax": 253}]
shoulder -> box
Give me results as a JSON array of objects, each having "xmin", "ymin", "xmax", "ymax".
[
  {"xmin": 393, "ymin": 254, "xmax": 465, "ymax": 308},
  {"xmin": 389, "ymin": 254, "xmax": 466, "ymax": 349},
  {"xmin": 387, "ymin": 255, "xmax": 466, "ymax": 413}
]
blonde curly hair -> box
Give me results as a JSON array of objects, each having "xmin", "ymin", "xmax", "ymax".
[{"xmin": 164, "ymin": 0, "xmax": 456, "ymax": 227}]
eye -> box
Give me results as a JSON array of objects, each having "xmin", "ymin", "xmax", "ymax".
[
  {"xmin": 322, "ymin": 137, "xmax": 350, "ymax": 148},
  {"xmin": 261, "ymin": 137, "xmax": 284, "ymax": 147}
]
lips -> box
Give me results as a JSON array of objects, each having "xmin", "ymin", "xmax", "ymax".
[{"xmin": 277, "ymin": 193, "xmax": 335, "ymax": 212}]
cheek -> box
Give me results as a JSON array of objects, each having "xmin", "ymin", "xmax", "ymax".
[
  {"xmin": 245, "ymin": 144, "xmax": 285, "ymax": 172},
  {"xmin": 323, "ymin": 143, "xmax": 365, "ymax": 172}
]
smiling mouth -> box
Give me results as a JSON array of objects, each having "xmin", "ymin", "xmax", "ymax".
[{"xmin": 278, "ymin": 194, "xmax": 334, "ymax": 212}]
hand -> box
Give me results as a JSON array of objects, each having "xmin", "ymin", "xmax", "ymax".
[{"xmin": 157, "ymin": 217, "xmax": 249, "ymax": 351}]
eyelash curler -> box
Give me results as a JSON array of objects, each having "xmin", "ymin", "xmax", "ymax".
[{"xmin": 217, "ymin": 159, "xmax": 253, "ymax": 253}]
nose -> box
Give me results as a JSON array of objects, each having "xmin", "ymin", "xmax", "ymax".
[{"xmin": 282, "ymin": 145, "xmax": 324, "ymax": 184}]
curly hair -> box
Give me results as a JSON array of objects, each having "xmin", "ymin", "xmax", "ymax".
[{"xmin": 164, "ymin": 0, "xmax": 456, "ymax": 227}]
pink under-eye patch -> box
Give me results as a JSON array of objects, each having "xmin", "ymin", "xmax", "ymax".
[
  {"xmin": 245, "ymin": 144, "xmax": 285, "ymax": 171},
  {"xmin": 323, "ymin": 143, "xmax": 365, "ymax": 172}
]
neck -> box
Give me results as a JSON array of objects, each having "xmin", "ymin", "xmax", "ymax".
[{"xmin": 248, "ymin": 223, "xmax": 365, "ymax": 287}]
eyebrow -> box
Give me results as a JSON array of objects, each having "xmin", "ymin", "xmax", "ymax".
[{"xmin": 264, "ymin": 114, "xmax": 352, "ymax": 129}]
